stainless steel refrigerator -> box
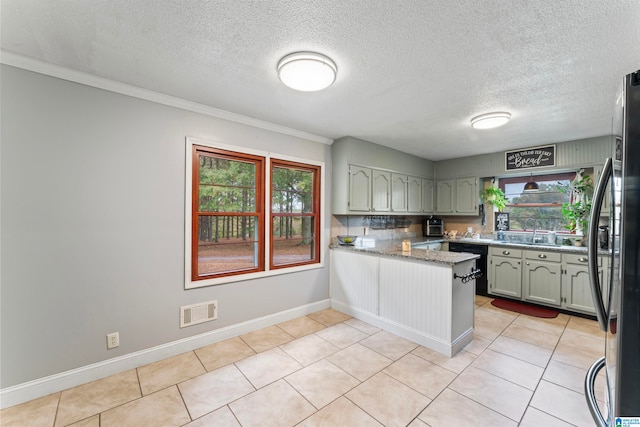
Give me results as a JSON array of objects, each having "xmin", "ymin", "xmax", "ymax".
[{"xmin": 585, "ymin": 70, "xmax": 640, "ymax": 426}]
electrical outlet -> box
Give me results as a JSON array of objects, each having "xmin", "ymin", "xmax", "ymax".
[{"xmin": 107, "ymin": 332, "xmax": 119, "ymax": 349}]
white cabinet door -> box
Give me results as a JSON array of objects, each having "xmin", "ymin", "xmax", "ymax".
[
  {"xmin": 489, "ymin": 256, "xmax": 522, "ymax": 298},
  {"xmin": 456, "ymin": 177, "xmax": 478, "ymax": 214},
  {"xmin": 371, "ymin": 170, "xmax": 391, "ymax": 212},
  {"xmin": 563, "ymin": 264, "xmax": 596, "ymax": 313},
  {"xmin": 330, "ymin": 251, "xmax": 379, "ymax": 315},
  {"xmin": 523, "ymin": 260, "xmax": 562, "ymax": 307},
  {"xmin": 349, "ymin": 165, "xmax": 372, "ymax": 212},
  {"xmin": 436, "ymin": 179, "xmax": 455, "ymax": 214},
  {"xmin": 407, "ymin": 176, "xmax": 422, "ymax": 213},
  {"xmin": 421, "ymin": 178, "xmax": 434, "ymax": 213},
  {"xmin": 391, "ymin": 174, "xmax": 408, "ymax": 212},
  {"xmin": 561, "ymin": 253, "xmax": 603, "ymax": 315}
]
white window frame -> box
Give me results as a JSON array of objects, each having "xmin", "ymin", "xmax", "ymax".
[{"xmin": 184, "ymin": 136, "xmax": 325, "ymax": 289}]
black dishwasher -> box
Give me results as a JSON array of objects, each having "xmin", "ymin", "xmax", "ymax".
[{"xmin": 449, "ymin": 242, "xmax": 488, "ymax": 296}]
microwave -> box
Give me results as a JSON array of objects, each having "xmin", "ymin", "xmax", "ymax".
[{"xmin": 423, "ymin": 218, "xmax": 444, "ymax": 237}]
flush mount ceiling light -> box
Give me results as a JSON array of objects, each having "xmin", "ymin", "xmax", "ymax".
[
  {"xmin": 277, "ymin": 52, "xmax": 337, "ymax": 92},
  {"xmin": 470, "ymin": 112, "xmax": 511, "ymax": 129}
]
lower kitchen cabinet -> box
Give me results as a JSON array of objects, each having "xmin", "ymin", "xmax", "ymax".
[
  {"xmin": 488, "ymin": 246, "xmax": 606, "ymax": 316},
  {"xmin": 523, "ymin": 250, "xmax": 562, "ymax": 307},
  {"xmin": 561, "ymin": 253, "xmax": 606, "ymax": 315},
  {"xmin": 488, "ymin": 247, "xmax": 522, "ymax": 298}
]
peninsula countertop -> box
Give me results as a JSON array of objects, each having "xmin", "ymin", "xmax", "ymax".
[{"xmin": 330, "ymin": 237, "xmax": 479, "ymax": 266}]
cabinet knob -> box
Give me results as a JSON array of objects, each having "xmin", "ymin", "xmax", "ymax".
[
  {"xmin": 578, "ymin": 257, "xmax": 588, "ymax": 262},
  {"xmin": 503, "ymin": 250, "xmax": 510, "ymax": 255},
  {"xmin": 538, "ymin": 254, "xmax": 547, "ymax": 259},
  {"xmin": 526, "ymin": 262, "xmax": 530, "ymax": 265},
  {"xmin": 517, "ymin": 261, "xmax": 521, "ymax": 264}
]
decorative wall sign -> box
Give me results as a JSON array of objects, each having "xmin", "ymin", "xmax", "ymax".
[
  {"xmin": 505, "ymin": 145, "xmax": 556, "ymax": 171},
  {"xmin": 495, "ymin": 212, "xmax": 510, "ymax": 231}
]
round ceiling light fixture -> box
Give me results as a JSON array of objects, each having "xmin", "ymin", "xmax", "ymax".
[
  {"xmin": 470, "ymin": 112, "xmax": 511, "ymax": 129},
  {"xmin": 277, "ymin": 52, "xmax": 337, "ymax": 92}
]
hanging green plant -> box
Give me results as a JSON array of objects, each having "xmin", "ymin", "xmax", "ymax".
[
  {"xmin": 482, "ymin": 185, "xmax": 509, "ymax": 212},
  {"xmin": 557, "ymin": 171, "xmax": 593, "ymax": 233}
]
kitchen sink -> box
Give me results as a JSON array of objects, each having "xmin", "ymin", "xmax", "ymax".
[{"xmin": 530, "ymin": 242, "xmax": 563, "ymax": 247}]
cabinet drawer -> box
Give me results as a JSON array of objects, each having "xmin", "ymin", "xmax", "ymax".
[
  {"xmin": 564, "ymin": 253, "xmax": 601, "ymax": 267},
  {"xmin": 490, "ymin": 247, "xmax": 522, "ymax": 259},
  {"xmin": 524, "ymin": 250, "xmax": 561, "ymax": 263}
]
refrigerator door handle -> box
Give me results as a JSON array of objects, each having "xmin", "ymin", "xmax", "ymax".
[
  {"xmin": 589, "ymin": 157, "xmax": 612, "ymax": 332},
  {"xmin": 585, "ymin": 356, "xmax": 607, "ymax": 427}
]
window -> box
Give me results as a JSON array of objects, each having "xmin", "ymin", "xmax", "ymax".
[
  {"xmin": 192, "ymin": 145, "xmax": 265, "ymax": 280},
  {"xmin": 188, "ymin": 140, "xmax": 323, "ymax": 287},
  {"xmin": 499, "ymin": 172, "xmax": 575, "ymax": 232},
  {"xmin": 270, "ymin": 160, "xmax": 321, "ymax": 269}
]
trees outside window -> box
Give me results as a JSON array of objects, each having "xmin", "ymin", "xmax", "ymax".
[
  {"xmin": 499, "ymin": 173, "xmax": 575, "ymax": 232},
  {"xmin": 192, "ymin": 146, "xmax": 264, "ymax": 280},
  {"xmin": 271, "ymin": 160, "xmax": 320, "ymax": 269},
  {"xmin": 190, "ymin": 143, "xmax": 322, "ymax": 284}
]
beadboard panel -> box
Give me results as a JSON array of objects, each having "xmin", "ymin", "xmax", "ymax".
[
  {"xmin": 330, "ymin": 253, "xmax": 475, "ymax": 357},
  {"xmin": 434, "ymin": 136, "xmax": 613, "ymax": 179},
  {"xmin": 379, "ymin": 258, "xmax": 453, "ymax": 340},
  {"xmin": 330, "ymin": 250, "xmax": 379, "ymax": 315}
]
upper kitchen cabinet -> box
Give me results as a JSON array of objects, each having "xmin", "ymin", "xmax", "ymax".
[
  {"xmin": 372, "ymin": 169, "xmax": 391, "ymax": 212},
  {"xmin": 347, "ymin": 166, "xmax": 394, "ymax": 213},
  {"xmin": 435, "ymin": 177, "xmax": 479, "ymax": 215},
  {"xmin": 456, "ymin": 177, "xmax": 479, "ymax": 214},
  {"xmin": 435, "ymin": 179, "xmax": 455, "ymax": 214},
  {"xmin": 391, "ymin": 173, "xmax": 408, "ymax": 212},
  {"xmin": 332, "ymin": 137, "xmax": 434, "ymax": 215},
  {"xmin": 421, "ymin": 178, "xmax": 435, "ymax": 214},
  {"xmin": 407, "ymin": 176, "xmax": 423, "ymax": 212},
  {"xmin": 348, "ymin": 165, "xmax": 373, "ymax": 212}
]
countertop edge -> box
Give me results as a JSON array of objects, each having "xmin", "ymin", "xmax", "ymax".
[{"xmin": 330, "ymin": 244, "xmax": 479, "ymax": 266}]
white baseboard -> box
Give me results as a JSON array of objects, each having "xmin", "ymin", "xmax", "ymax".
[
  {"xmin": 0, "ymin": 299, "xmax": 331, "ymax": 409},
  {"xmin": 330, "ymin": 300, "xmax": 472, "ymax": 357}
]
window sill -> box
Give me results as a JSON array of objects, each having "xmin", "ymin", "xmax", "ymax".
[{"xmin": 185, "ymin": 261, "xmax": 325, "ymax": 289}]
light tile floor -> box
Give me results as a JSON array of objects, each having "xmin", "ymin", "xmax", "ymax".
[{"xmin": 1, "ymin": 296, "xmax": 607, "ymax": 427}]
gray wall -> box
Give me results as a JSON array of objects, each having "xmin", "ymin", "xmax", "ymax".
[
  {"xmin": 434, "ymin": 136, "xmax": 612, "ymax": 179},
  {"xmin": 0, "ymin": 65, "xmax": 332, "ymax": 388}
]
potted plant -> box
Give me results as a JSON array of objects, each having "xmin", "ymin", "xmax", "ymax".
[
  {"xmin": 558, "ymin": 171, "xmax": 593, "ymax": 234},
  {"xmin": 482, "ymin": 185, "xmax": 508, "ymax": 212}
]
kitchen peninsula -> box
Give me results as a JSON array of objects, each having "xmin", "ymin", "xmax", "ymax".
[{"xmin": 330, "ymin": 238, "xmax": 479, "ymax": 357}]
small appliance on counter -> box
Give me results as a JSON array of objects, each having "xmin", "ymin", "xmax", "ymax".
[
  {"xmin": 422, "ymin": 218, "xmax": 444, "ymax": 237},
  {"xmin": 598, "ymin": 225, "xmax": 609, "ymax": 249}
]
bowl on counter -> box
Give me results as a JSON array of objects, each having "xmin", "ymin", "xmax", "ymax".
[{"xmin": 337, "ymin": 235, "xmax": 358, "ymax": 245}]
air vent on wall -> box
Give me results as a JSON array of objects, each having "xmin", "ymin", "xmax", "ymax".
[{"xmin": 180, "ymin": 300, "xmax": 218, "ymax": 328}]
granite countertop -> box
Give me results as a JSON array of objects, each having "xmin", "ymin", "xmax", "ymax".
[
  {"xmin": 331, "ymin": 235, "xmax": 611, "ymax": 263},
  {"xmin": 330, "ymin": 237, "xmax": 478, "ymax": 266},
  {"xmin": 447, "ymin": 237, "xmax": 597, "ymax": 254}
]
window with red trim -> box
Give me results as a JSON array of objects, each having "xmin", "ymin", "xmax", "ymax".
[
  {"xmin": 190, "ymin": 144, "xmax": 321, "ymax": 283},
  {"xmin": 192, "ymin": 145, "xmax": 265, "ymax": 281},
  {"xmin": 270, "ymin": 160, "xmax": 321, "ymax": 269}
]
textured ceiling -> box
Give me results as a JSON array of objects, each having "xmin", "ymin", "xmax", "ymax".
[{"xmin": 2, "ymin": 0, "xmax": 639, "ymax": 160}]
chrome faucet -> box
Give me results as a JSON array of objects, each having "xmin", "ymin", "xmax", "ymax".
[{"xmin": 526, "ymin": 218, "xmax": 543, "ymax": 244}]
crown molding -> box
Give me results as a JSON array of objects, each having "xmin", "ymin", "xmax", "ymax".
[{"xmin": 0, "ymin": 50, "xmax": 334, "ymax": 145}]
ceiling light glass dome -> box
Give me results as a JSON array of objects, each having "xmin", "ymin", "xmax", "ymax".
[
  {"xmin": 277, "ymin": 52, "xmax": 337, "ymax": 92},
  {"xmin": 471, "ymin": 112, "xmax": 511, "ymax": 129}
]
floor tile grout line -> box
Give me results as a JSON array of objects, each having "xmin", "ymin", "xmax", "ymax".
[{"xmin": 8, "ymin": 306, "xmax": 602, "ymax": 426}]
